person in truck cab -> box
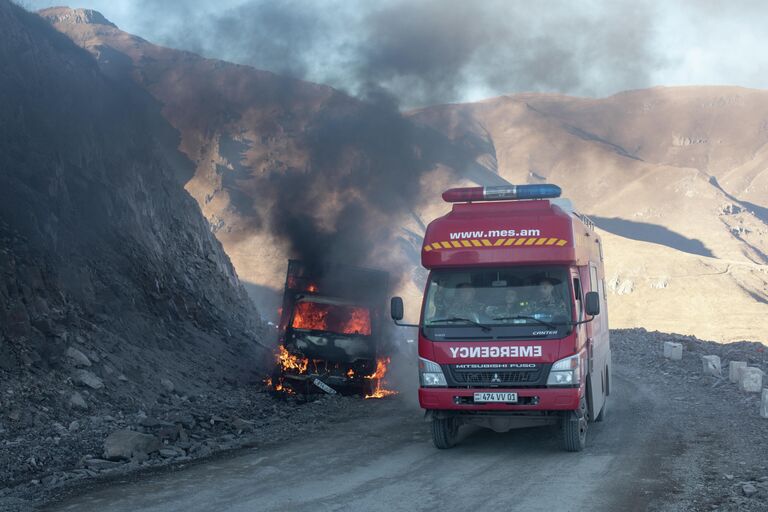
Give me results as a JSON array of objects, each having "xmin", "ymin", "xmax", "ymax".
[
  {"xmin": 486, "ymin": 288, "xmax": 525, "ymax": 319},
  {"xmin": 445, "ymin": 283, "xmax": 480, "ymax": 319},
  {"xmin": 528, "ymin": 278, "xmax": 569, "ymax": 318}
]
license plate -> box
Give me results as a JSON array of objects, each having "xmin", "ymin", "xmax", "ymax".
[
  {"xmin": 312, "ymin": 378, "xmax": 338, "ymax": 395},
  {"xmin": 473, "ymin": 392, "xmax": 518, "ymax": 403}
]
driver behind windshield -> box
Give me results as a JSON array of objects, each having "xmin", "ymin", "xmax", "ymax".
[
  {"xmin": 444, "ymin": 283, "xmax": 480, "ymax": 319},
  {"xmin": 527, "ymin": 277, "xmax": 569, "ymax": 319}
]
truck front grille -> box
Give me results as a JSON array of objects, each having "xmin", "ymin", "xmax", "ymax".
[{"xmin": 447, "ymin": 364, "xmax": 547, "ymax": 387}]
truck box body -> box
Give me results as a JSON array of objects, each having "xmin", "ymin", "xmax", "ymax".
[{"xmin": 412, "ymin": 187, "xmax": 611, "ymax": 449}]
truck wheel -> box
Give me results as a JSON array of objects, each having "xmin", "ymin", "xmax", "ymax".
[
  {"xmin": 432, "ymin": 417, "xmax": 459, "ymax": 449},
  {"xmin": 561, "ymin": 398, "xmax": 588, "ymax": 452}
]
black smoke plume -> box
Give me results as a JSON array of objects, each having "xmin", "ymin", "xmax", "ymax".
[{"xmin": 261, "ymin": 86, "xmax": 435, "ymax": 276}]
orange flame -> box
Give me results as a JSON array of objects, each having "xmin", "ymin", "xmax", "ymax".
[
  {"xmin": 347, "ymin": 368, "xmax": 355, "ymax": 378},
  {"xmin": 291, "ymin": 302, "xmax": 371, "ymax": 336},
  {"xmin": 264, "ymin": 346, "xmax": 308, "ymax": 395},
  {"xmin": 277, "ymin": 345, "xmax": 308, "ymax": 373},
  {"xmin": 365, "ymin": 357, "xmax": 398, "ymax": 399}
]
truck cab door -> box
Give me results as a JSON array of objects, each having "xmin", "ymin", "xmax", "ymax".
[{"xmin": 585, "ymin": 263, "xmax": 608, "ymax": 419}]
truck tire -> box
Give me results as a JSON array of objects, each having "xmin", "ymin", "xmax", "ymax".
[
  {"xmin": 432, "ymin": 417, "xmax": 459, "ymax": 449},
  {"xmin": 561, "ymin": 397, "xmax": 588, "ymax": 452}
]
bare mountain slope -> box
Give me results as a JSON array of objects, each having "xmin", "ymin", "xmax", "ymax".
[
  {"xmin": 39, "ymin": 6, "xmax": 352, "ymax": 307},
  {"xmin": 43, "ymin": 8, "xmax": 768, "ymax": 343}
]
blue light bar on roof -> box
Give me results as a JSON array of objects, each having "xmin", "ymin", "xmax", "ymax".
[{"xmin": 442, "ymin": 184, "xmax": 562, "ymax": 202}]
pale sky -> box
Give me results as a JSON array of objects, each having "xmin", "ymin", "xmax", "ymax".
[{"xmin": 25, "ymin": 0, "xmax": 768, "ymax": 106}]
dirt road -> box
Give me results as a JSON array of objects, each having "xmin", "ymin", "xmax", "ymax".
[
  {"xmin": 42, "ymin": 375, "xmax": 680, "ymax": 510},
  {"xmin": 39, "ymin": 330, "xmax": 768, "ymax": 511}
]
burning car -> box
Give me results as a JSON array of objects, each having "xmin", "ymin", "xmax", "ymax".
[{"xmin": 270, "ymin": 260, "xmax": 393, "ymax": 396}]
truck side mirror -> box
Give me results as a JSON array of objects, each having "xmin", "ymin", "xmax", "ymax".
[
  {"xmin": 584, "ymin": 291, "xmax": 600, "ymax": 316},
  {"xmin": 390, "ymin": 296, "xmax": 404, "ymax": 321}
]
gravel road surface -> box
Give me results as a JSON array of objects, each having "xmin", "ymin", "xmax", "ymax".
[{"xmin": 34, "ymin": 330, "xmax": 768, "ymax": 511}]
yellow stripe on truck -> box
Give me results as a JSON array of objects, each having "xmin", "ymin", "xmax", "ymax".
[{"xmin": 424, "ymin": 237, "xmax": 570, "ymax": 251}]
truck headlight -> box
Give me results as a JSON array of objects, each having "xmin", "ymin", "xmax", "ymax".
[
  {"xmin": 419, "ymin": 357, "xmax": 447, "ymax": 387},
  {"xmin": 547, "ymin": 353, "xmax": 581, "ymax": 387}
]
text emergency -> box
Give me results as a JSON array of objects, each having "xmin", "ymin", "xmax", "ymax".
[{"xmin": 448, "ymin": 345, "xmax": 543, "ymax": 358}]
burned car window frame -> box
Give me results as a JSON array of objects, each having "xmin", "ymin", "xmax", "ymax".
[{"xmin": 291, "ymin": 295, "xmax": 373, "ymax": 337}]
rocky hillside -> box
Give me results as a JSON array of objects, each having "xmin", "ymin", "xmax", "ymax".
[
  {"xmin": 42, "ymin": 7, "xmax": 768, "ymax": 343},
  {"xmin": 0, "ymin": 0, "xmax": 267, "ymax": 485},
  {"xmin": 38, "ymin": 6, "xmax": 347, "ymax": 311}
]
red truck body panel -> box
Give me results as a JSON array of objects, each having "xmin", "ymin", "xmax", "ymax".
[{"xmin": 421, "ymin": 199, "xmax": 596, "ymax": 269}]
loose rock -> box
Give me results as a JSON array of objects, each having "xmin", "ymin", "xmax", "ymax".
[
  {"xmin": 103, "ymin": 430, "xmax": 161, "ymax": 461},
  {"xmin": 742, "ymin": 483, "xmax": 758, "ymax": 496},
  {"xmin": 72, "ymin": 370, "xmax": 103, "ymax": 390},
  {"xmin": 65, "ymin": 347, "xmax": 91, "ymax": 368},
  {"xmin": 701, "ymin": 355, "xmax": 722, "ymax": 377},
  {"xmin": 160, "ymin": 378, "xmax": 175, "ymax": 393},
  {"xmin": 85, "ymin": 459, "xmax": 122, "ymax": 471},
  {"xmin": 69, "ymin": 392, "xmax": 87, "ymax": 410}
]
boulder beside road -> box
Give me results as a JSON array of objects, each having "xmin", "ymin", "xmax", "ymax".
[{"xmin": 103, "ymin": 430, "xmax": 160, "ymax": 461}]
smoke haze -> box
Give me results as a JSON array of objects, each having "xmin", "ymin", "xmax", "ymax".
[{"xmin": 26, "ymin": 0, "xmax": 669, "ymax": 107}]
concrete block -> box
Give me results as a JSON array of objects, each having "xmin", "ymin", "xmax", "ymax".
[
  {"xmin": 739, "ymin": 367, "xmax": 763, "ymax": 393},
  {"xmin": 701, "ymin": 355, "xmax": 721, "ymax": 377},
  {"xmin": 729, "ymin": 361, "xmax": 747, "ymax": 383},
  {"xmin": 761, "ymin": 389, "xmax": 768, "ymax": 419},
  {"xmin": 663, "ymin": 342, "xmax": 683, "ymax": 360}
]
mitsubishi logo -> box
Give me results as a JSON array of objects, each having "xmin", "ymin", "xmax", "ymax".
[{"xmin": 491, "ymin": 373, "xmax": 501, "ymax": 383}]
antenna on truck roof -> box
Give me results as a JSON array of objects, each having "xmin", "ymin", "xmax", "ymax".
[{"xmin": 442, "ymin": 184, "xmax": 562, "ymax": 203}]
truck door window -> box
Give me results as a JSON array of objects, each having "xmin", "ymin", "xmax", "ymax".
[
  {"xmin": 572, "ymin": 277, "xmax": 583, "ymax": 321},
  {"xmin": 589, "ymin": 266, "xmax": 599, "ymax": 293}
]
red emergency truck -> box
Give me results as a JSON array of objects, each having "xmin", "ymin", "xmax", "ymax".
[{"xmin": 391, "ymin": 184, "xmax": 610, "ymax": 451}]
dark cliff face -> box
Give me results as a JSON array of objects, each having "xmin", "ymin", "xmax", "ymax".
[{"xmin": 0, "ymin": 1, "xmax": 265, "ymax": 385}]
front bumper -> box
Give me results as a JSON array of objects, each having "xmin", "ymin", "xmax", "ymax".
[{"xmin": 419, "ymin": 386, "xmax": 582, "ymax": 411}]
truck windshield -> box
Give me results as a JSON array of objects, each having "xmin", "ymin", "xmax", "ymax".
[
  {"xmin": 422, "ymin": 267, "xmax": 573, "ymax": 340},
  {"xmin": 292, "ymin": 298, "xmax": 372, "ymax": 336}
]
